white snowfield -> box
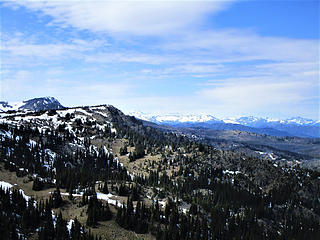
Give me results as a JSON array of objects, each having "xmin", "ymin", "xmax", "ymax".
[
  {"xmin": 129, "ymin": 111, "xmax": 220, "ymax": 123},
  {"xmin": 96, "ymin": 192, "xmax": 123, "ymax": 207},
  {"xmin": 223, "ymin": 170, "xmax": 242, "ymax": 175},
  {"xmin": 67, "ymin": 219, "xmax": 74, "ymax": 232},
  {"xmin": 0, "ymin": 180, "xmax": 13, "ymax": 189},
  {"xmin": 155, "ymin": 114, "xmax": 217, "ymax": 123},
  {"xmin": 60, "ymin": 191, "xmax": 123, "ymax": 207},
  {"xmin": 0, "ymin": 106, "xmax": 117, "ymax": 141},
  {"xmin": 158, "ymin": 200, "xmax": 166, "ymax": 208},
  {"xmin": 60, "ymin": 192, "xmax": 84, "ymax": 197}
]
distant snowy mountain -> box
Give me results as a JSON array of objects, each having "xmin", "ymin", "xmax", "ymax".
[
  {"xmin": 284, "ymin": 117, "xmax": 317, "ymax": 126},
  {"xmin": 0, "ymin": 97, "xmax": 65, "ymax": 113},
  {"xmin": 130, "ymin": 111, "xmax": 222, "ymax": 124},
  {"xmin": 231, "ymin": 116, "xmax": 317, "ymax": 127},
  {"xmin": 129, "ymin": 112, "xmax": 320, "ymax": 138}
]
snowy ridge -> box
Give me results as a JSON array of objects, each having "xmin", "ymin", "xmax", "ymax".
[
  {"xmin": 129, "ymin": 111, "xmax": 222, "ymax": 123},
  {"xmin": 129, "ymin": 112, "xmax": 320, "ymax": 138},
  {"xmin": 231, "ymin": 116, "xmax": 318, "ymax": 126},
  {"xmin": 0, "ymin": 97, "xmax": 64, "ymax": 113},
  {"xmin": 129, "ymin": 112, "xmax": 319, "ymax": 127}
]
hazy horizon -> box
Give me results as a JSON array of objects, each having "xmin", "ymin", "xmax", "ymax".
[{"xmin": 1, "ymin": 0, "xmax": 319, "ymax": 120}]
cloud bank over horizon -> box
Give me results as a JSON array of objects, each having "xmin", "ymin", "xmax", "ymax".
[{"xmin": 1, "ymin": 0, "xmax": 319, "ymax": 119}]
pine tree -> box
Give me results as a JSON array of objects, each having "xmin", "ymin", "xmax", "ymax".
[
  {"xmin": 55, "ymin": 212, "xmax": 69, "ymax": 240},
  {"xmin": 51, "ymin": 188, "xmax": 63, "ymax": 208},
  {"xmin": 32, "ymin": 177, "xmax": 44, "ymax": 191},
  {"xmin": 102, "ymin": 181, "xmax": 109, "ymax": 194}
]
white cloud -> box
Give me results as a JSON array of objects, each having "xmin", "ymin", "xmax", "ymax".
[
  {"xmin": 2, "ymin": 70, "xmax": 134, "ymax": 106},
  {"xmin": 161, "ymin": 30, "xmax": 318, "ymax": 63},
  {"xmin": 1, "ymin": 36, "xmax": 99, "ymax": 59},
  {"xmin": 55, "ymin": 82, "xmax": 134, "ymax": 107},
  {"xmin": 5, "ymin": 0, "xmax": 232, "ymax": 35},
  {"xmin": 0, "ymin": 34, "xmax": 106, "ymax": 70},
  {"xmin": 112, "ymin": 95, "xmax": 208, "ymax": 115},
  {"xmin": 165, "ymin": 64, "xmax": 226, "ymax": 74},
  {"xmin": 119, "ymin": 76, "xmax": 318, "ymax": 118},
  {"xmin": 1, "ymin": 1, "xmax": 318, "ymax": 119},
  {"xmin": 85, "ymin": 52, "xmax": 170, "ymax": 65},
  {"xmin": 1, "ymin": 70, "xmax": 36, "ymax": 100},
  {"xmin": 253, "ymin": 61, "xmax": 318, "ymax": 77},
  {"xmin": 197, "ymin": 77, "xmax": 319, "ymax": 117},
  {"xmin": 2, "ymin": 2, "xmax": 317, "ymax": 67}
]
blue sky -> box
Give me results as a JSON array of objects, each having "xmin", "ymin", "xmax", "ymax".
[{"xmin": 1, "ymin": 0, "xmax": 319, "ymax": 119}]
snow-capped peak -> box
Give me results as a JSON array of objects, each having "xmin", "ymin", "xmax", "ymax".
[
  {"xmin": 285, "ymin": 117, "xmax": 315, "ymax": 125},
  {"xmin": 128, "ymin": 112, "xmax": 221, "ymax": 123},
  {"xmin": 0, "ymin": 97, "xmax": 65, "ymax": 113}
]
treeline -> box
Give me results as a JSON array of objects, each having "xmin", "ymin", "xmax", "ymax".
[
  {"xmin": 115, "ymin": 174, "xmax": 320, "ymax": 239},
  {"xmin": 0, "ymin": 186, "xmax": 99, "ymax": 240},
  {"xmin": 116, "ymin": 197, "xmax": 149, "ymax": 234},
  {"xmin": 0, "ymin": 123, "xmax": 132, "ymax": 193},
  {"xmin": 80, "ymin": 190, "xmax": 113, "ymax": 227}
]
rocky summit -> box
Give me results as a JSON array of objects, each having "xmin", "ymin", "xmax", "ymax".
[{"xmin": 0, "ymin": 97, "xmax": 64, "ymax": 113}]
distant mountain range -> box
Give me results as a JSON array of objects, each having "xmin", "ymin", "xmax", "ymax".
[
  {"xmin": 130, "ymin": 112, "xmax": 320, "ymax": 138},
  {"xmin": 1, "ymin": 97, "xmax": 318, "ymax": 138},
  {"xmin": 0, "ymin": 97, "xmax": 65, "ymax": 113}
]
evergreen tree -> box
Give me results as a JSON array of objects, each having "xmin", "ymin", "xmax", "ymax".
[{"xmin": 102, "ymin": 181, "xmax": 109, "ymax": 194}]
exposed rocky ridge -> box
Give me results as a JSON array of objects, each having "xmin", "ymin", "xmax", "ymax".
[{"xmin": 0, "ymin": 97, "xmax": 65, "ymax": 113}]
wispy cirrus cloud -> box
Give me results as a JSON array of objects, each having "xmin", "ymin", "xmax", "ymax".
[
  {"xmin": 161, "ymin": 29, "xmax": 318, "ymax": 63},
  {"xmin": 1, "ymin": 35, "xmax": 102, "ymax": 58},
  {"xmin": 2, "ymin": 1, "xmax": 317, "ymax": 67},
  {"xmin": 84, "ymin": 52, "xmax": 171, "ymax": 65}
]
